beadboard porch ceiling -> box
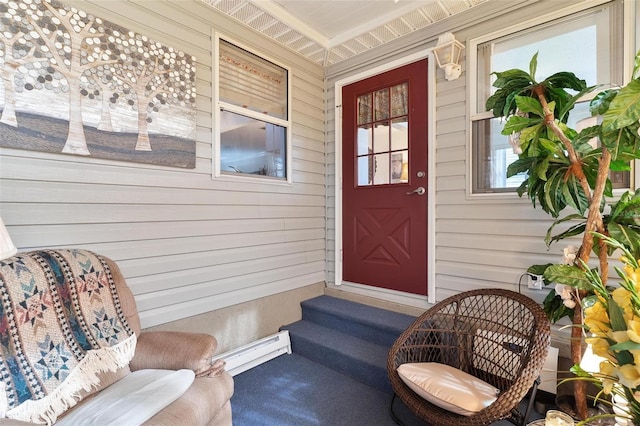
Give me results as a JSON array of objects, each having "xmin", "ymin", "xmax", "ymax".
[{"xmin": 201, "ymin": 0, "xmax": 489, "ymax": 67}]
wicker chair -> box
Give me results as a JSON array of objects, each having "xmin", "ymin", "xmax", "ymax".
[{"xmin": 387, "ymin": 288, "xmax": 550, "ymax": 426}]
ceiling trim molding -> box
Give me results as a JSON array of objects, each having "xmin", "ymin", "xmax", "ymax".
[
  {"xmin": 325, "ymin": 0, "xmax": 539, "ymax": 78},
  {"xmin": 327, "ymin": 1, "xmax": 438, "ymax": 47},
  {"xmin": 248, "ymin": 0, "xmax": 330, "ymax": 48},
  {"xmin": 200, "ymin": 0, "xmax": 514, "ymax": 67}
]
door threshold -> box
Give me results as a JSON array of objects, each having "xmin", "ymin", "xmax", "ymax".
[{"xmin": 325, "ymin": 282, "xmax": 430, "ymax": 317}]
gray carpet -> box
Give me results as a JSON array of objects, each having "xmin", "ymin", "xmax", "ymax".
[{"xmin": 231, "ymin": 352, "xmax": 545, "ymax": 425}]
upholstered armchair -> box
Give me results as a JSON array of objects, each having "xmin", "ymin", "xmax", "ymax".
[{"xmin": 0, "ymin": 249, "xmax": 233, "ymax": 425}]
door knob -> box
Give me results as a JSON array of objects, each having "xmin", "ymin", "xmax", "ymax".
[{"xmin": 406, "ymin": 187, "xmax": 425, "ymax": 195}]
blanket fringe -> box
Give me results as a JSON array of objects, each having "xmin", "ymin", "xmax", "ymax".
[{"xmin": 6, "ymin": 334, "xmax": 137, "ymax": 425}]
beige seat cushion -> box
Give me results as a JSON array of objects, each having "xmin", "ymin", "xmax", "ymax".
[{"xmin": 397, "ymin": 362, "xmax": 499, "ymax": 416}]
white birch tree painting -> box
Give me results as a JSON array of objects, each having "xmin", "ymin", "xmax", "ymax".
[{"xmin": 0, "ymin": 0, "xmax": 197, "ymax": 168}]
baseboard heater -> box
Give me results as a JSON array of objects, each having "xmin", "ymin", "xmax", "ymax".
[{"xmin": 213, "ymin": 330, "xmax": 292, "ymax": 377}]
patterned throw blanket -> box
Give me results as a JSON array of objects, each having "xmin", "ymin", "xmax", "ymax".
[{"xmin": 0, "ymin": 249, "xmax": 137, "ymax": 424}]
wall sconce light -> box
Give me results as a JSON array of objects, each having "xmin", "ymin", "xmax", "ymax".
[
  {"xmin": 432, "ymin": 32, "xmax": 465, "ymax": 81},
  {"xmin": 0, "ymin": 218, "xmax": 17, "ymax": 261}
]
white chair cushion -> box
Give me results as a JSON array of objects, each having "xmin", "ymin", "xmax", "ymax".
[
  {"xmin": 56, "ymin": 369, "xmax": 195, "ymax": 426},
  {"xmin": 397, "ymin": 362, "xmax": 499, "ymax": 416}
]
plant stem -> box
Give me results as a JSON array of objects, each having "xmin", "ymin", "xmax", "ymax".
[
  {"xmin": 532, "ymin": 86, "xmax": 593, "ymax": 205},
  {"xmin": 533, "ymin": 84, "xmax": 613, "ymax": 420}
]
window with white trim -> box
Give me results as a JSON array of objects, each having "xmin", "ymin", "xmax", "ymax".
[
  {"xmin": 470, "ymin": 1, "xmax": 627, "ymax": 194},
  {"xmin": 215, "ymin": 38, "xmax": 291, "ymax": 181}
]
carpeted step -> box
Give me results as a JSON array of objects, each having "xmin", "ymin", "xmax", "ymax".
[
  {"xmin": 300, "ymin": 295, "xmax": 417, "ymax": 347},
  {"xmin": 281, "ymin": 319, "xmax": 392, "ymax": 393}
]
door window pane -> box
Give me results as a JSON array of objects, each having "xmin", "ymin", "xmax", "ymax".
[
  {"xmin": 391, "ymin": 83, "xmax": 408, "ymax": 117},
  {"xmin": 357, "ymin": 125, "xmax": 372, "ymax": 156},
  {"xmin": 373, "ymin": 121, "xmax": 390, "ymax": 154},
  {"xmin": 373, "ymin": 153, "xmax": 390, "ymax": 185},
  {"xmin": 374, "ymin": 88, "xmax": 389, "ymax": 121},
  {"xmin": 358, "ymin": 156, "xmax": 372, "ymax": 186},
  {"xmin": 391, "ymin": 150, "xmax": 409, "ymax": 184},
  {"xmin": 391, "ymin": 118, "xmax": 408, "ymax": 151},
  {"xmin": 356, "ymin": 82, "xmax": 410, "ymax": 187},
  {"xmin": 358, "ymin": 93, "xmax": 372, "ymax": 125}
]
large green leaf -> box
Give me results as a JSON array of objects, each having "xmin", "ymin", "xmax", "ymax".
[
  {"xmin": 536, "ymin": 157, "xmax": 550, "ymax": 181},
  {"xmin": 519, "ymin": 123, "xmax": 544, "ymax": 150},
  {"xmin": 528, "ymin": 52, "xmax": 538, "ymax": 81},
  {"xmin": 543, "ymin": 71, "xmax": 588, "ymax": 91},
  {"xmin": 542, "ymin": 170, "xmax": 568, "ymax": 217},
  {"xmin": 608, "ymin": 189, "xmax": 640, "ymax": 225},
  {"xmin": 506, "ymin": 157, "xmax": 535, "ymax": 177},
  {"xmin": 556, "ymin": 85, "xmax": 597, "ymax": 121},
  {"xmin": 501, "ymin": 115, "xmax": 541, "ymax": 135},
  {"xmin": 572, "ymin": 126, "xmax": 601, "ymax": 153},
  {"xmin": 590, "ymin": 89, "xmax": 618, "ymax": 115},
  {"xmin": 515, "ymin": 95, "xmax": 544, "ymax": 116},
  {"xmin": 544, "ymin": 264, "xmax": 591, "ymax": 289},
  {"xmin": 527, "ymin": 263, "xmax": 552, "ymax": 276},
  {"xmin": 608, "ymin": 298, "xmax": 628, "ymax": 332},
  {"xmin": 491, "ymin": 69, "xmax": 533, "ymax": 88},
  {"xmin": 542, "ymin": 289, "xmax": 574, "ymax": 323},
  {"xmin": 610, "ymin": 159, "xmax": 632, "ymax": 172},
  {"xmin": 607, "ymin": 224, "xmax": 640, "ymax": 260},
  {"xmin": 602, "ymin": 79, "xmax": 640, "ymax": 131},
  {"xmin": 562, "ymin": 175, "xmax": 583, "ymax": 213},
  {"xmin": 544, "ymin": 213, "xmax": 586, "ymax": 246},
  {"xmin": 609, "ymin": 340, "xmax": 640, "ymax": 352},
  {"xmin": 538, "ymin": 138, "xmax": 564, "ymax": 156},
  {"xmin": 565, "ymin": 175, "xmax": 589, "ymax": 214},
  {"xmin": 486, "ymin": 70, "xmax": 535, "ymax": 117}
]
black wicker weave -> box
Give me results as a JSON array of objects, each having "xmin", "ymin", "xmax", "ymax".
[{"xmin": 387, "ymin": 288, "xmax": 551, "ymax": 426}]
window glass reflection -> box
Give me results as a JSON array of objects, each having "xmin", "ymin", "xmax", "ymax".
[{"xmin": 220, "ymin": 110, "xmax": 286, "ymax": 178}]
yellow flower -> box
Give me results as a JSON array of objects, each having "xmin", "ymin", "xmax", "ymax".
[
  {"xmin": 585, "ymin": 320, "xmax": 610, "ymax": 338},
  {"xmin": 622, "ymin": 262, "xmax": 640, "ymax": 289},
  {"xmin": 586, "ymin": 337, "xmax": 616, "ymax": 363},
  {"xmin": 611, "ymin": 330, "xmax": 630, "ymax": 344},
  {"xmin": 628, "ymin": 319, "xmax": 640, "ymax": 343},
  {"xmin": 612, "ymin": 287, "xmax": 633, "ymax": 320},
  {"xmin": 617, "ymin": 364, "xmax": 640, "ymax": 390},
  {"xmin": 586, "ymin": 301, "xmax": 610, "ymax": 323},
  {"xmin": 585, "ymin": 303, "xmax": 611, "ymax": 337},
  {"xmin": 599, "ymin": 361, "xmax": 617, "ymax": 394}
]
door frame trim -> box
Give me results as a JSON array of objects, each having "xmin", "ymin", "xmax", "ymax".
[{"xmin": 333, "ymin": 49, "xmax": 436, "ymax": 306}]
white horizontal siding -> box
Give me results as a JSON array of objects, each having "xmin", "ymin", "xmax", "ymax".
[
  {"xmin": 324, "ymin": 0, "xmax": 615, "ymax": 309},
  {"xmin": 0, "ymin": 0, "xmax": 325, "ymax": 328}
]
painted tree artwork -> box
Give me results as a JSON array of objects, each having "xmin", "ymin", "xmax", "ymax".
[{"xmin": 0, "ymin": 0, "xmax": 197, "ymax": 168}]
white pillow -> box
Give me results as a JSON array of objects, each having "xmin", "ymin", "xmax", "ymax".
[
  {"xmin": 397, "ymin": 362, "xmax": 499, "ymax": 416},
  {"xmin": 56, "ymin": 369, "xmax": 195, "ymax": 426}
]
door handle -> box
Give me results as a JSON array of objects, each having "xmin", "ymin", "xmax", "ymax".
[{"xmin": 406, "ymin": 187, "xmax": 425, "ymax": 196}]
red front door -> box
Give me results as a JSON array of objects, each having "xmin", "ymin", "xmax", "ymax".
[{"xmin": 342, "ymin": 59, "xmax": 428, "ymax": 295}]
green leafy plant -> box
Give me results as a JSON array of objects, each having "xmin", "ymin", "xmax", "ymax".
[{"xmin": 486, "ymin": 50, "xmax": 640, "ymax": 419}]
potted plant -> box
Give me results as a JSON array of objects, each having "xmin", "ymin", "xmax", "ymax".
[
  {"xmin": 486, "ymin": 50, "xmax": 640, "ymax": 419},
  {"xmin": 564, "ymin": 233, "xmax": 640, "ymax": 425}
]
